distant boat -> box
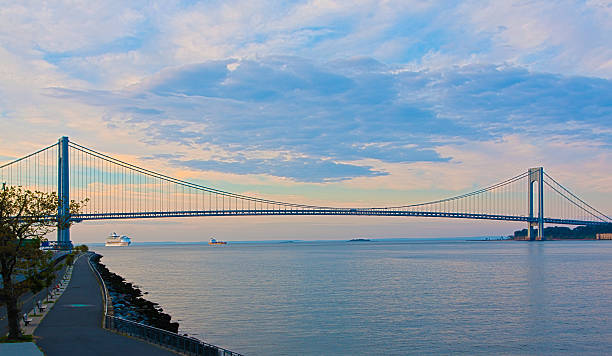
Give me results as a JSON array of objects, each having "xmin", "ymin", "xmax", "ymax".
[
  {"xmin": 209, "ymin": 237, "xmax": 227, "ymax": 245},
  {"xmin": 106, "ymin": 232, "xmax": 131, "ymax": 247},
  {"xmin": 348, "ymin": 238, "xmax": 371, "ymax": 242}
]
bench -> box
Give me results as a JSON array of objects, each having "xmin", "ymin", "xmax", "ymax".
[
  {"xmin": 23, "ymin": 313, "xmax": 33, "ymax": 326},
  {"xmin": 37, "ymin": 300, "xmax": 46, "ymax": 312}
]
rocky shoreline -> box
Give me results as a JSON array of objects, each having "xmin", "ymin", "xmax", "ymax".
[{"xmin": 91, "ymin": 254, "xmax": 179, "ymax": 333}]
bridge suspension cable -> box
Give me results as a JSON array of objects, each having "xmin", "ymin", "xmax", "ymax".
[
  {"xmin": 385, "ymin": 172, "xmax": 530, "ymax": 218},
  {"xmin": 543, "ymin": 172, "xmax": 610, "ymax": 223},
  {"xmin": 67, "ymin": 141, "xmax": 340, "ymax": 218},
  {"xmin": 0, "ymin": 138, "xmax": 610, "ymax": 227},
  {"xmin": 0, "ymin": 142, "xmax": 59, "ymax": 195}
]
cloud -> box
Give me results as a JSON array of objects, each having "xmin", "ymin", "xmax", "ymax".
[
  {"xmin": 42, "ymin": 56, "xmax": 612, "ymax": 186},
  {"xmin": 3, "ymin": 0, "xmax": 609, "ymax": 90},
  {"xmin": 173, "ymin": 157, "xmax": 387, "ymax": 183},
  {"xmin": 411, "ymin": 65, "xmax": 612, "ymax": 136},
  {"xmin": 452, "ymin": 0, "xmax": 612, "ymax": 77},
  {"xmin": 147, "ymin": 58, "xmax": 354, "ymax": 100},
  {"xmin": 0, "ymin": 1, "xmax": 151, "ymax": 54},
  {"xmin": 0, "ymin": 1, "xmax": 610, "ymax": 217}
]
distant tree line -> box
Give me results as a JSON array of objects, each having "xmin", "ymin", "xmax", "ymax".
[{"xmin": 513, "ymin": 224, "xmax": 612, "ymax": 239}]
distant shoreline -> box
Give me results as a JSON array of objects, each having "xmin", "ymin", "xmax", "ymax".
[
  {"xmin": 510, "ymin": 237, "xmax": 599, "ymax": 241},
  {"xmin": 81, "ymin": 236, "xmax": 611, "ymax": 246},
  {"xmin": 81, "ymin": 236, "xmax": 504, "ymax": 246}
]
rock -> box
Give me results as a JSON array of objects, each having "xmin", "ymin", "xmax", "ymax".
[{"xmin": 92, "ymin": 254, "xmax": 180, "ymax": 333}]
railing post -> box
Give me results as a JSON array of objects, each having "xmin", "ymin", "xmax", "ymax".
[{"xmin": 57, "ymin": 136, "xmax": 72, "ymax": 249}]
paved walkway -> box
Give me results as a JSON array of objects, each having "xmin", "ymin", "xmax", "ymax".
[
  {"xmin": 34, "ymin": 253, "xmax": 176, "ymax": 356},
  {"xmin": 0, "ymin": 342, "xmax": 44, "ymax": 356}
]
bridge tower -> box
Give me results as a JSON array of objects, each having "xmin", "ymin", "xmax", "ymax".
[
  {"xmin": 57, "ymin": 136, "xmax": 72, "ymax": 249},
  {"xmin": 527, "ymin": 167, "xmax": 544, "ymax": 241}
]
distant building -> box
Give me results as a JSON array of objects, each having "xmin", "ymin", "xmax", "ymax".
[{"xmin": 596, "ymin": 233, "xmax": 612, "ymax": 240}]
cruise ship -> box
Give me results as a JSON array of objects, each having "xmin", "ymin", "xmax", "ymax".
[
  {"xmin": 208, "ymin": 237, "xmax": 227, "ymax": 245},
  {"xmin": 106, "ymin": 232, "xmax": 131, "ymax": 247}
]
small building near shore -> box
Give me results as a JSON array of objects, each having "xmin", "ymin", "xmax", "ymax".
[{"xmin": 596, "ymin": 233, "xmax": 612, "ymax": 240}]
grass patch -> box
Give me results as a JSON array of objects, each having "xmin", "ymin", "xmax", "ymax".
[
  {"xmin": 29, "ymin": 313, "xmax": 42, "ymax": 317},
  {"xmin": 43, "ymin": 300, "xmax": 55, "ymax": 304},
  {"xmin": 0, "ymin": 334, "xmax": 33, "ymax": 343}
]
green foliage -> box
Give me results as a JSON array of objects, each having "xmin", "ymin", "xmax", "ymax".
[
  {"xmin": 25, "ymin": 250, "xmax": 58, "ymax": 294},
  {"xmin": 0, "ymin": 334, "xmax": 33, "ymax": 343},
  {"xmin": 74, "ymin": 244, "xmax": 89, "ymax": 253},
  {"xmin": 0, "ymin": 186, "xmax": 85, "ymax": 339},
  {"xmin": 514, "ymin": 224, "xmax": 612, "ymax": 239},
  {"xmin": 64, "ymin": 252, "xmax": 75, "ymax": 266}
]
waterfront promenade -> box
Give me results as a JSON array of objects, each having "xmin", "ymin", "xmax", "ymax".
[{"xmin": 33, "ymin": 254, "xmax": 176, "ymax": 356}]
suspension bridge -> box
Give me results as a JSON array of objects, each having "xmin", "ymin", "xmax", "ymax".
[{"xmin": 1, "ymin": 136, "xmax": 610, "ymax": 248}]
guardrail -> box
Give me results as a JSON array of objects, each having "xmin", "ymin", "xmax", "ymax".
[
  {"xmin": 105, "ymin": 315, "xmax": 243, "ymax": 356},
  {"xmin": 88, "ymin": 253, "xmax": 243, "ymax": 356},
  {"xmin": 88, "ymin": 252, "xmax": 112, "ymax": 318}
]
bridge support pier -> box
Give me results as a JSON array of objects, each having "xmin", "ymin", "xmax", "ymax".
[
  {"xmin": 57, "ymin": 136, "xmax": 72, "ymax": 250},
  {"xmin": 527, "ymin": 167, "xmax": 544, "ymax": 241}
]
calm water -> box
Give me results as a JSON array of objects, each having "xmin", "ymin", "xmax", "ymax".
[{"xmin": 94, "ymin": 240, "xmax": 612, "ymax": 355}]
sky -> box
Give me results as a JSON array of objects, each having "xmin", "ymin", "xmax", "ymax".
[{"xmin": 0, "ymin": 0, "xmax": 611, "ymax": 243}]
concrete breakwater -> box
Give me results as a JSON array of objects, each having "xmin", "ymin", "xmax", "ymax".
[{"xmin": 90, "ymin": 254, "xmax": 179, "ymax": 333}]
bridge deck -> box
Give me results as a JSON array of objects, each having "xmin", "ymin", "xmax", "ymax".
[
  {"xmin": 69, "ymin": 209, "xmax": 608, "ymax": 226},
  {"xmin": 3, "ymin": 139, "xmax": 609, "ymax": 228}
]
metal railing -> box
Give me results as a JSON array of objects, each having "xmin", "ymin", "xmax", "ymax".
[
  {"xmin": 105, "ymin": 315, "xmax": 243, "ymax": 356},
  {"xmin": 88, "ymin": 252, "xmax": 112, "ymax": 318},
  {"xmin": 88, "ymin": 253, "xmax": 243, "ymax": 356}
]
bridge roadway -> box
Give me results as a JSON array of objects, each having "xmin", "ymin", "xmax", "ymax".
[
  {"xmin": 71, "ymin": 209, "xmax": 608, "ymax": 226},
  {"xmin": 34, "ymin": 254, "xmax": 176, "ymax": 356}
]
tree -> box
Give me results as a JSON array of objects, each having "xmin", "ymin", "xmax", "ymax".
[
  {"xmin": 64, "ymin": 252, "xmax": 75, "ymax": 266},
  {"xmin": 74, "ymin": 244, "xmax": 89, "ymax": 253},
  {"xmin": 0, "ymin": 186, "xmax": 84, "ymax": 339}
]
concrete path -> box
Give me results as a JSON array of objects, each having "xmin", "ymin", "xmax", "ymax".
[
  {"xmin": 0, "ymin": 342, "xmax": 44, "ymax": 356},
  {"xmin": 21, "ymin": 261, "xmax": 76, "ymax": 336},
  {"xmin": 34, "ymin": 253, "xmax": 176, "ymax": 356}
]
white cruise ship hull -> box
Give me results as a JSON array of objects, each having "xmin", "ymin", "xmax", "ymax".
[
  {"xmin": 105, "ymin": 241, "xmax": 130, "ymax": 247},
  {"xmin": 106, "ymin": 232, "xmax": 131, "ymax": 246}
]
